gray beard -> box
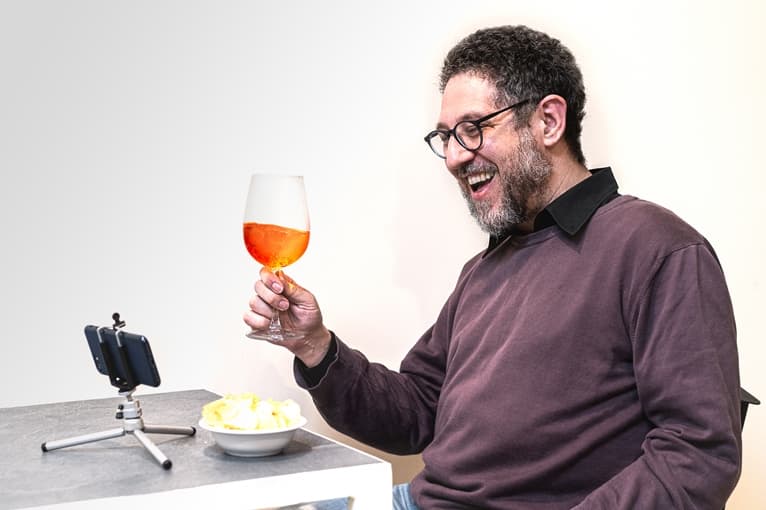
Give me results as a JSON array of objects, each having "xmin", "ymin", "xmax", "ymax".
[{"xmin": 462, "ymin": 129, "xmax": 553, "ymax": 238}]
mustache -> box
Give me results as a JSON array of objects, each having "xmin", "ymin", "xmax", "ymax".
[{"xmin": 458, "ymin": 162, "xmax": 498, "ymax": 178}]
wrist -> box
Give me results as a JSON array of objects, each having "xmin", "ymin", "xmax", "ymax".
[{"xmin": 294, "ymin": 327, "xmax": 332, "ymax": 368}]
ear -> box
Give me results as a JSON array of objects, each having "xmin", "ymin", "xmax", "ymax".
[{"xmin": 537, "ymin": 94, "xmax": 567, "ymax": 148}]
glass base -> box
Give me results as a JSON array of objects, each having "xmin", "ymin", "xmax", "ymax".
[
  {"xmin": 245, "ymin": 328, "xmax": 300, "ymax": 342},
  {"xmin": 247, "ymin": 304, "xmax": 299, "ymax": 342}
]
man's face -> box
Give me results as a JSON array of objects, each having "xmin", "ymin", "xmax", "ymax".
[{"xmin": 437, "ymin": 73, "xmax": 553, "ymax": 236}]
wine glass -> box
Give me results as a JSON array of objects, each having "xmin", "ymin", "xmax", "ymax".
[{"xmin": 243, "ymin": 174, "xmax": 310, "ymax": 341}]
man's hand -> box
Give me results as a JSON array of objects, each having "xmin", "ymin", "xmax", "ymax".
[{"xmin": 243, "ymin": 267, "xmax": 332, "ymax": 367}]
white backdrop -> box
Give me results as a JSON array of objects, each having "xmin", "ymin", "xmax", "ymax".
[{"xmin": 1, "ymin": 1, "xmax": 763, "ymax": 507}]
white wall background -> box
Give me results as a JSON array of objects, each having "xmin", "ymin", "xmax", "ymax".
[{"xmin": 1, "ymin": 0, "xmax": 763, "ymax": 507}]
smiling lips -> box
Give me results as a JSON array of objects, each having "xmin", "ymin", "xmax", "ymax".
[{"xmin": 467, "ymin": 170, "xmax": 496, "ymax": 193}]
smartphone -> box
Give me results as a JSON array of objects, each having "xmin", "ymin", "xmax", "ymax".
[{"xmin": 85, "ymin": 325, "xmax": 161, "ymax": 390}]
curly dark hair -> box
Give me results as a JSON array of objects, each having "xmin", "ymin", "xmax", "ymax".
[{"xmin": 440, "ymin": 25, "xmax": 587, "ymax": 165}]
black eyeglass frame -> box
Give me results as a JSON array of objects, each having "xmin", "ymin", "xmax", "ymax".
[{"xmin": 423, "ymin": 98, "xmax": 534, "ymax": 159}]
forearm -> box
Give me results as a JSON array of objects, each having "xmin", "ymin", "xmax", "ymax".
[
  {"xmin": 572, "ymin": 435, "xmax": 740, "ymax": 509},
  {"xmin": 294, "ymin": 334, "xmax": 439, "ymax": 454}
]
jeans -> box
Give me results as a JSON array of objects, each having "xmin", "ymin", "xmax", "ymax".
[{"xmin": 392, "ymin": 483, "xmax": 420, "ymax": 510}]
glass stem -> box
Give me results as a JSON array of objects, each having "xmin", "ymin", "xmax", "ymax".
[
  {"xmin": 268, "ymin": 307, "xmax": 283, "ymax": 337},
  {"xmin": 267, "ymin": 268, "xmax": 286, "ymax": 340}
]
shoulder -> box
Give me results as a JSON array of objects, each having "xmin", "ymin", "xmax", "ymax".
[
  {"xmin": 590, "ymin": 195, "xmax": 707, "ymax": 254},
  {"xmin": 456, "ymin": 249, "xmax": 485, "ymax": 281}
]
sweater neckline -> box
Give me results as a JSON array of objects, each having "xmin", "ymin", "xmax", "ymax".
[{"xmin": 484, "ymin": 195, "xmax": 636, "ymax": 255}]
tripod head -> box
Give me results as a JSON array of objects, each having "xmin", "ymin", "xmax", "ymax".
[{"xmin": 111, "ymin": 312, "xmax": 126, "ymax": 330}]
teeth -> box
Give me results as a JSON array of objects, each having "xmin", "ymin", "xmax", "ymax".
[{"xmin": 467, "ymin": 172, "xmax": 494, "ymax": 187}]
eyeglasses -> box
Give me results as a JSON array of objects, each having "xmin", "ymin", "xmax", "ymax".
[{"xmin": 423, "ymin": 99, "xmax": 533, "ymax": 159}]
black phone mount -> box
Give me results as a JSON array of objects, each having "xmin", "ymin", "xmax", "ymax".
[
  {"xmin": 41, "ymin": 314, "xmax": 196, "ymax": 469},
  {"xmin": 96, "ymin": 313, "xmax": 138, "ymax": 391}
]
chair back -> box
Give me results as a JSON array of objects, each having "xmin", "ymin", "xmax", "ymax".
[
  {"xmin": 725, "ymin": 388, "xmax": 760, "ymax": 510},
  {"xmin": 740, "ymin": 387, "xmax": 759, "ymax": 427}
]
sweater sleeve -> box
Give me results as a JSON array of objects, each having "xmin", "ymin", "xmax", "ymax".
[
  {"xmin": 573, "ymin": 243, "xmax": 741, "ymax": 509},
  {"xmin": 293, "ymin": 319, "xmax": 449, "ymax": 455}
]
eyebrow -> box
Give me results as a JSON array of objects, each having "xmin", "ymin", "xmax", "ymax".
[{"xmin": 435, "ymin": 110, "xmax": 486, "ymax": 130}]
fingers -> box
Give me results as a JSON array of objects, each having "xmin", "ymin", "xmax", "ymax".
[
  {"xmin": 254, "ymin": 278, "xmax": 289, "ymax": 311},
  {"xmin": 244, "ymin": 267, "xmax": 325, "ymax": 346},
  {"xmin": 255, "ymin": 267, "xmax": 309, "ymax": 308},
  {"xmin": 242, "ymin": 308, "xmax": 268, "ymax": 332},
  {"xmin": 244, "ymin": 267, "xmax": 296, "ymax": 332},
  {"xmin": 259, "ymin": 266, "xmax": 284, "ymax": 294},
  {"xmin": 243, "ymin": 289, "xmax": 270, "ymax": 329}
]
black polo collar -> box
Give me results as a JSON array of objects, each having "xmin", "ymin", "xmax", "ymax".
[{"xmin": 488, "ymin": 167, "xmax": 619, "ymax": 249}]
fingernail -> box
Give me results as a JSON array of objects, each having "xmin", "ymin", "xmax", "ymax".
[
  {"xmin": 272, "ymin": 281, "xmax": 283, "ymax": 293},
  {"xmin": 278, "ymin": 299, "xmax": 289, "ymax": 310}
]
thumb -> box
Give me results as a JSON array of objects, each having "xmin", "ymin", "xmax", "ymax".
[{"xmin": 278, "ymin": 272, "xmax": 312, "ymax": 304}]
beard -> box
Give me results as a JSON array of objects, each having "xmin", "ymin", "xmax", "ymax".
[{"xmin": 461, "ymin": 129, "xmax": 553, "ymax": 238}]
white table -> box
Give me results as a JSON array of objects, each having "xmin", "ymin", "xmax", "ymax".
[{"xmin": 0, "ymin": 389, "xmax": 392, "ymax": 509}]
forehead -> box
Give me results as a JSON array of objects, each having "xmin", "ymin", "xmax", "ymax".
[{"xmin": 438, "ymin": 73, "xmax": 498, "ymax": 126}]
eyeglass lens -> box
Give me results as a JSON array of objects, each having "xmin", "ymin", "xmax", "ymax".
[{"xmin": 427, "ymin": 122, "xmax": 483, "ymax": 158}]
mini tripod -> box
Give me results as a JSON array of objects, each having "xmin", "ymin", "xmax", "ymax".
[
  {"xmin": 42, "ymin": 389, "xmax": 195, "ymax": 469},
  {"xmin": 41, "ymin": 314, "xmax": 195, "ymax": 469}
]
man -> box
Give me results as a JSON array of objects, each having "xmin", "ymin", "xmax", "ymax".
[{"xmin": 244, "ymin": 25, "xmax": 741, "ymax": 509}]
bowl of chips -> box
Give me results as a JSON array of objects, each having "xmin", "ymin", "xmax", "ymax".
[{"xmin": 199, "ymin": 393, "xmax": 307, "ymax": 457}]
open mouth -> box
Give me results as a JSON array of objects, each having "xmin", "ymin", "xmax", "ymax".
[{"xmin": 467, "ymin": 171, "xmax": 496, "ymax": 193}]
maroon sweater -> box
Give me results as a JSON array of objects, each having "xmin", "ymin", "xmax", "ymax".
[{"xmin": 296, "ymin": 173, "xmax": 741, "ymax": 509}]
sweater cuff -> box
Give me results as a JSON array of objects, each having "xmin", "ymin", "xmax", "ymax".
[{"xmin": 294, "ymin": 331, "xmax": 339, "ymax": 388}]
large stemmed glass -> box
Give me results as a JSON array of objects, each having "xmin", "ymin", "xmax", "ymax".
[{"xmin": 243, "ymin": 174, "xmax": 310, "ymax": 341}]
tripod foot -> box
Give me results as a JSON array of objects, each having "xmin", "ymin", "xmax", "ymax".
[
  {"xmin": 133, "ymin": 428, "xmax": 174, "ymax": 468},
  {"xmin": 42, "ymin": 428, "xmax": 125, "ymax": 452},
  {"xmin": 143, "ymin": 424, "xmax": 196, "ymax": 436}
]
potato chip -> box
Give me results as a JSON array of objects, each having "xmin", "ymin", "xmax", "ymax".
[{"xmin": 201, "ymin": 393, "xmax": 303, "ymax": 431}]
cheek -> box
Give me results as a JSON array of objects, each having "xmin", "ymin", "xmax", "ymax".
[{"xmin": 478, "ymin": 135, "xmax": 512, "ymax": 167}]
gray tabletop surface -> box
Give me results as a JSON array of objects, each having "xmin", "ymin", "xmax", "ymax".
[{"xmin": 0, "ymin": 389, "xmax": 379, "ymax": 509}]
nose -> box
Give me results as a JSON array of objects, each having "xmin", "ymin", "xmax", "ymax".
[{"xmin": 444, "ymin": 136, "xmax": 475, "ymax": 175}]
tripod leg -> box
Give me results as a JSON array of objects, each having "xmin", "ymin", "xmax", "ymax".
[
  {"xmin": 42, "ymin": 428, "xmax": 125, "ymax": 452},
  {"xmin": 143, "ymin": 424, "xmax": 196, "ymax": 436},
  {"xmin": 132, "ymin": 429, "xmax": 172, "ymax": 469}
]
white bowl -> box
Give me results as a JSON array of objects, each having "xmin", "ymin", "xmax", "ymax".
[{"xmin": 198, "ymin": 417, "xmax": 307, "ymax": 457}]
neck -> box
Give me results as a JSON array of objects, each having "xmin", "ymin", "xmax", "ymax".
[
  {"xmin": 516, "ymin": 161, "xmax": 590, "ymax": 234},
  {"xmin": 547, "ymin": 161, "xmax": 590, "ymax": 204}
]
